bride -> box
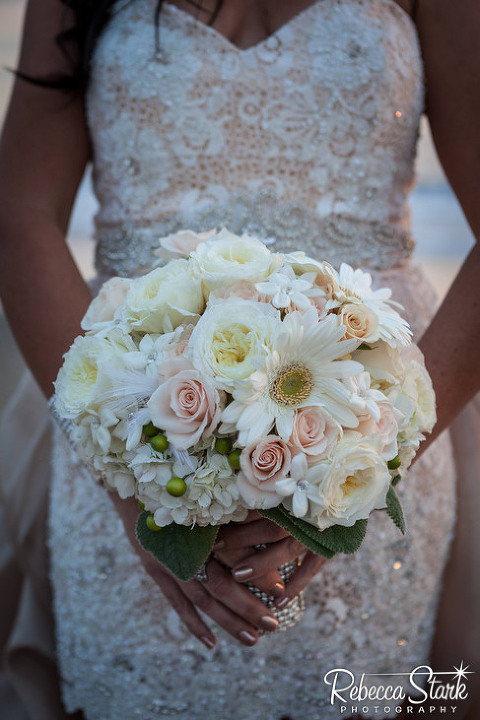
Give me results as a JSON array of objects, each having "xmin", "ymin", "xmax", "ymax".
[{"xmin": 0, "ymin": 0, "xmax": 479, "ymax": 718}]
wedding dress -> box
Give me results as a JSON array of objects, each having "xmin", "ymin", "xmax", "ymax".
[{"xmin": 2, "ymin": 1, "xmax": 459, "ymax": 719}]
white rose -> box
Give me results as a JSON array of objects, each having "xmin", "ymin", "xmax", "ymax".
[
  {"xmin": 190, "ymin": 228, "xmax": 273, "ymax": 292},
  {"xmin": 81, "ymin": 277, "xmax": 131, "ymax": 331},
  {"xmin": 119, "ymin": 260, "xmax": 204, "ymax": 332},
  {"xmin": 189, "ymin": 297, "xmax": 280, "ymax": 391},
  {"xmin": 301, "ymin": 432, "xmax": 391, "ymax": 530},
  {"xmin": 54, "ymin": 334, "xmax": 125, "ymax": 419},
  {"xmin": 352, "ymin": 343, "xmax": 404, "ymax": 388},
  {"xmin": 401, "ymin": 359, "xmax": 437, "ymax": 434}
]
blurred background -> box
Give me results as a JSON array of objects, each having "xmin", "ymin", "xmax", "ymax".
[{"xmin": 0, "ymin": 0, "xmax": 476, "ymax": 409}]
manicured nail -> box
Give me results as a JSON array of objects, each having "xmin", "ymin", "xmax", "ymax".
[
  {"xmin": 200, "ymin": 635, "xmax": 216, "ymax": 650},
  {"xmin": 232, "ymin": 566, "xmax": 254, "ymax": 580},
  {"xmin": 275, "ymin": 596, "xmax": 291, "ymax": 609},
  {"xmin": 238, "ymin": 630, "xmax": 257, "ymax": 646},
  {"xmin": 270, "ymin": 582, "xmax": 285, "ymax": 598},
  {"xmin": 260, "ymin": 615, "xmax": 279, "ymax": 632},
  {"xmin": 213, "ymin": 539, "xmax": 225, "ymax": 551}
]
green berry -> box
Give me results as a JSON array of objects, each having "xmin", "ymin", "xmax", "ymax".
[
  {"xmin": 215, "ymin": 437, "xmax": 233, "ymax": 455},
  {"xmin": 166, "ymin": 477, "xmax": 187, "ymax": 497},
  {"xmin": 150, "ymin": 434, "xmax": 169, "ymax": 452},
  {"xmin": 146, "ymin": 514, "xmax": 162, "ymax": 532},
  {"xmin": 228, "ymin": 449, "xmax": 242, "ymax": 470},
  {"xmin": 143, "ymin": 421, "xmax": 159, "ymax": 437},
  {"xmin": 387, "ymin": 455, "xmax": 401, "ymax": 470}
]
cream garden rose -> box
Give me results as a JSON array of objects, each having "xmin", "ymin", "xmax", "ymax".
[
  {"xmin": 299, "ymin": 433, "xmax": 391, "ymax": 529},
  {"xmin": 54, "ymin": 334, "xmax": 128, "ymax": 419},
  {"xmin": 189, "ymin": 297, "xmax": 280, "ymax": 391},
  {"xmin": 190, "ymin": 228, "xmax": 275, "ymax": 292}
]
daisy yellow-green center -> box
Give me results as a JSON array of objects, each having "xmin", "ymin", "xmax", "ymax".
[{"xmin": 270, "ymin": 363, "xmax": 313, "ymax": 407}]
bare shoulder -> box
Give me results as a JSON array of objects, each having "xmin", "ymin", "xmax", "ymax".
[{"xmin": 414, "ymin": 0, "xmax": 480, "ymax": 240}]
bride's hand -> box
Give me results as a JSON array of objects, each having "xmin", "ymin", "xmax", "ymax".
[
  {"xmin": 110, "ymin": 495, "xmax": 283, "ymax": 649},
  {"xmin": 215, "ymin": 511, "xmax": 328, "ymax": 610}
]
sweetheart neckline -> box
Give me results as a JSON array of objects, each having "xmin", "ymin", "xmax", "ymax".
[{"xmin": 163, "ymin": 0, "xmax": 417, "ymax": 54}]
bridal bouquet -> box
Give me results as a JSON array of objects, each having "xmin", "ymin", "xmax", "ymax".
[{"xmin": 53, "ymin": 228, "xmax": 436, "ymax": 580}]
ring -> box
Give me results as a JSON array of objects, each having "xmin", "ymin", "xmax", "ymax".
[{"xmin": 194, "ymin": 559, "xmax": 210, "ymax": 584}]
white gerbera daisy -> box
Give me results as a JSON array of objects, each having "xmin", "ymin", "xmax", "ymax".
[
  {"xmin": 220, "ymin": 308, "xmax": 363, "ymax": 445},
  {"xmin": 325, "ymin": 263, "xmax": 412, "ymax": 347}
]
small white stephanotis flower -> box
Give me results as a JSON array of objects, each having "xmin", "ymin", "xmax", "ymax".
[
  {"xmin": 325, "ymin": 263, "xmax": 412, "ymax": 347},
  {"xmin": 255, "ymin": 265, "xmax": 324, "ymax": 311},
  {"xmin": 275, "ymin": 452, "xmax": 314, "ymax": 518},
  {"xmin": 293, "ymin": 432, "xmax": 391, "ymax": 530},
  {"xmin": 220, "ymin": 308, "xmax": 363, "ymax": 446}
]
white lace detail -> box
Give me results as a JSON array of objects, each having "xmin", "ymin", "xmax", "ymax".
[
  {"xmin": 87, "ymin": 0, "xmax": 423, "ymax": 276},
  {"xmin": 48, "ymin": 3, "xmax": 457, "ymax": 719}
]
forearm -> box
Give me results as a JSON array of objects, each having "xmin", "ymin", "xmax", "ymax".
[
  {"xmin": 0, "ymin": 208, "xmax": 91, "ymax": 398},
  {"xmin": 418, "ymin": 241, "xmax": 480, "ymax": 450}
]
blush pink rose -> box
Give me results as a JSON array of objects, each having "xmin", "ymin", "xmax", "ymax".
[
  {"xmin": 237, "ymin": 435, "xmax": 291, "ymax": 508},
  {"xmin": 81, "ymin": 277, "xmax": 131, "ymax": 329},
  {"xmin": 289, "ymin": 406, "xmax": 340, "ymax": 459},
  {"xmin": 158, "ymin": 229, "xmax": 216, "ymax": 259},
  {"xmin": 211, "ymin": 280, "xmax": 262, "ymax": 303},
  {"xmin": 357, "ymin": 399, "xmax": 400, "ymax": 460},
  {"xmin": 147, "ymin": 367, "xmax": 222, "ymax": 450}
]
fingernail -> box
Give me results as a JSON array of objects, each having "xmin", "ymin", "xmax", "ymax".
[
  {"xmin": 270, "ymin": 582, "xmax": 285, "ymax": 598},
  {"xmin": 232, "ymin": 566, "xmax": 254, "ymax": 580},
  {"xmin": 238, "ymin": 630, "xmax": 257, "ymax": 646},
  {"xmin": 200, "ymin": 635, "xmax": 216, "ymax": 650},
  {"xmin": 213, "ymin": 539, "xmax": 224, "ymax": 551},
  {"xmin": 275, "ymin": 596, "xmax": 291, "ymax": 609},
  {"xmin": 260, "ymin": 615, "xmax": 279, "ymax": 632}
]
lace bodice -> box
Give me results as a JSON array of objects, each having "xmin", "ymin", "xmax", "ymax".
[{"xmin": 87, "ymin": 0, "xmax": 424, "ymax": 279}]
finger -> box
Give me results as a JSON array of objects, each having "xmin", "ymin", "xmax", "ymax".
[
  {"xmin": 212, "ymin": 548, "xmax": 286, "ymax": 598},
  {"xmin": 200, "ymin": 558, "xmax": 280, "ymax": 635},
  {"xmin": 215, "ymin": 518, "xmax": 289, "ymax": 551},
  {"xmin": 145, "ymin": 561, "xmax": 217, "ymax": 650},
  {"xmin": 231, "ymin": 536, "xmax": 304, "ymax": 583},
  {"xmin": 274, "ymin": 551, "xmax": 327, "ymax": 609}
]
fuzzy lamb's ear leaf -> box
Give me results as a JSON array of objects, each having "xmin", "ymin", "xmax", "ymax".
[
  {"xmin": 259, "ymin": 507, "xmax": 335, "ymax": 558},
  {"xmin": 313, "ymin": 518, "xmax": 369, "ymax": 554},
  {"xmin": 385, "ymin": 486, "xmax": 406, "ymax": 534},
  {"xmin": 136, "ymin": 512, "xmax": 218, "ymax": 581},
  {"xmin": 260, "ymin": 506, "xmax": 368, "ymax": 556}
]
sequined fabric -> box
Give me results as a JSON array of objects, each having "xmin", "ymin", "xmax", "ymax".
[{"xmin": 48, "ymin": 1, "xmax": 456, "ymax": 718}]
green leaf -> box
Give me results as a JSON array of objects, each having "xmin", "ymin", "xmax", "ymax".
[
  {"xmin": 260, "ymin": 506, "xmax": 368, "ymax": 556},
  {"xmin": 136, "ymin": 512, "xmax": 218, "ymax": 581},
  {"xmin": 313, "ymin": 518, "xmax": 369, "ymax": 554},
  {"xmin": 391, "ymin": 474, "xmax": 402, "ymax": 487},
  {"xmin": 385, "ymin": 486, "xmax": 406, "ymax": 534},
  {"xmin": 259, "ymin": 507, "xmax": 335, "ymax": 559}
]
